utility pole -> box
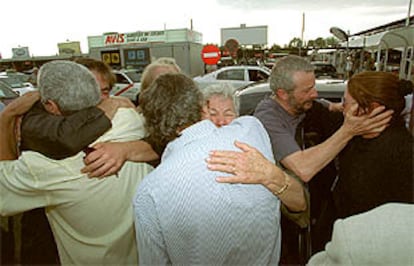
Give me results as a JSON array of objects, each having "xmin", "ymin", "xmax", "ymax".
[
  {"xmin": 300, "ymin": 12, "xmax": 305, "ymax": 56},
  {"xmin": 406, "ymin": 0, "xmax": 412, "ymax": 26}
]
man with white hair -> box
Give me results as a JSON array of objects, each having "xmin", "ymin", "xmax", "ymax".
[{"xmin": 0, "ymin": 60, "xmax": 153, "ymax": 265}]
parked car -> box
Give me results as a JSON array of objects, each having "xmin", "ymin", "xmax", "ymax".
[
  {"xmin": 0, "ymin": 71, "xmax": 31, "ymax": 83},
  {"xmin": 111, "ymin": 69, "xmax": 142, "ymax": 101},
  {"xmin": 0, "ymin": 75, "xmax": 36, "ymax": 96},
  {"xmin": 235, "ymin": 79, "xmax": 347, "ymax": 115},
  {"xmin": 0, "ymin": 81, "xmax": 19, "ymax": 112},
  {"xmin": 193, "ymin": 65, "xmax": 271, "ymax": 90},
  {"xmin": 311, "ymin": 61, "xmax": 339, "ymax": 79}
]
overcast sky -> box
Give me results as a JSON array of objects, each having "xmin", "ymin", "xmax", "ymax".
[{"xmin": 0, "ymin": 0, "xmax": 411, "ymax": 58}]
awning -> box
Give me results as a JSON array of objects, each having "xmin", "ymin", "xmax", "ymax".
[{"xmin": 344, "ymin": 26, "xmax": 414, "ymax": 49}]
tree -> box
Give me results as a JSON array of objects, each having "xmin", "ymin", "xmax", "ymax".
[
  {"xmin": 314, "ymin": 37, "xmax": 325, "ymax": 48},
  {"xmin": 269, "ymin": 44, "xmax": 283, "ymax": 52},
  {"xmin": 307, "ymin": 40, "xmax": 316, "ymax": 48},
  {"xmin": 288, "ymin": 37, "xmax": 303, "ymax": 48},
  {"xmin": 325, "ymin": 37, "xmax": 340, "ymax": 47}
]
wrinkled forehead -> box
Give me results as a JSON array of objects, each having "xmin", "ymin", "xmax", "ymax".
[
  {"xmin": 292, "ymin": 71, "xmax": 315, "ymax": 91},
  {"xmin": 206, "ymin": 95, "xmax": 236, "ymax": 110}
]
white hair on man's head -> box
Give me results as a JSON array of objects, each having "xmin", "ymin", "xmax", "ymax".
[
  {"xmin": 202, "ymin": 83, "xmax": 239, "ymax": 116},
  {"xmin": 38, "ymin": 60, "xmax": 101, "ymax": 112}
]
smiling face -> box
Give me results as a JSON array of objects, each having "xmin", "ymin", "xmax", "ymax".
[{"xmin": 203, "ymin": 94, "xmax": 237, "ymax": 127}]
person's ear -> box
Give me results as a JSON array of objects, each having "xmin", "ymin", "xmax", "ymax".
[
  {"xmin": 42, "ymin": 100, "xmax": 62, "ymax": 115},
  {"xmin": 201, "ymin": 105, "xmax": 209, "ymax": 120},
  {"xmin": 368, "ymin": 102, "xmax": 381, "ymax": 114},
  {"xmin": 275, "ymin": 88, "xmax": 288, "ymax": 101}
]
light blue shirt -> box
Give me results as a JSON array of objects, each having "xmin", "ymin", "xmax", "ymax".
[{"xmin": 134, "ymin": 116, "xmax": 281, "ymax": 265}]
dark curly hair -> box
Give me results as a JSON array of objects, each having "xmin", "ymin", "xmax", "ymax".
[{"xmin": 140, "ymin": 73, "xmax": 203, "ymax": 152}]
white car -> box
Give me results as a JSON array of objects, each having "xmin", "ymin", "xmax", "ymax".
[
  {"xmin": 193, "ymin": 65, "xmax": 271, "ymax": 91},
  {"xmin": 111, "ymin": 69, "xmax": 142, "ymax": 102}
]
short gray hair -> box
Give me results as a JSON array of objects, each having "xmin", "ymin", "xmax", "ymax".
[
  {"xmin": 269, "ymin": 55, "xmax": 315, "ymax": 93},
  {"xmin": 202, "ymin": 83, "xmax": 239, "ymax": 116},
  {"xmin": 154, "ymin": 57, "xmax": 181, "ymax": 72},
  {"xmin": 140, "ymin": 61, "xmax": 180, "ymax": 94},
  {"xmin": 38, "ymin": 60, "xmax": 101, "ymax": 112}
]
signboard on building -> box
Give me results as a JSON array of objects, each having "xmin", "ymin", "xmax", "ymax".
[
  {"xmin": 88, "ymin": 28, "xmax": 202, "ymax": 50},
  {"xmin": 58, "ymin": 41, "xmax": 82, "ymax": 55},
  {"xmin": 221, "ymin": 24, "xmax": 268, "ymax": 46},
  {"xmin": 103, "ymin": 31, "xmax": 166, "ymax": 46},
  {"xmin": 123, "ymin": 48, "xmax": 150, "ymax": 70},
  {"xmin": 12, "ymin": 47, "xmax": 30, "ymax": 58}
]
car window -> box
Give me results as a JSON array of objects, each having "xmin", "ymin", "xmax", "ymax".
[
  {"xmin": 115, "ymin": 73, "xmax": 130, "ymax": 84},
  {"xmin": 248, "ymin": 69, "xmax": 269, "ymax": 82},
  {"xmin": 217, "ymin": 69, "xmax": 244, "ymax": 81},
  {"xmin": 314, "ymin": 64, "xmax": 337, "ymax": 78},
  {"xmin": 318, "ymin": 65, "xmax": 336, "ymax": 73}
]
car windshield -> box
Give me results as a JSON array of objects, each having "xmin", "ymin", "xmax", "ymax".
[
  {"xmin": 315, "ymin": 64, "xmax": 336, "ymax": 73},
  {"xmin": 313, "ymin": 63, "xmax": 337, "ymax": 78},
  {"xmin": 124, "ymin": 71, "xmax": 142, "ymax": 82}
]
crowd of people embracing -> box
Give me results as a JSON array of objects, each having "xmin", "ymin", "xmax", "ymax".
[{"xmin": 0, "ymin": 54, "xmax": 413, "ymax": 266}]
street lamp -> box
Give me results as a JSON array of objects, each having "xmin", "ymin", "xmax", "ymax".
[
  {"xmin": 329, "ymin": 27, "xmax": 348, "ymax": 42},
  {"xmin": 330, "ymin": 26, "xmax": 350, "ymax": 79}
]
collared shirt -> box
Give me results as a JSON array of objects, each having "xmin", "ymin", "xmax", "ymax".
[
  {"xmin": 254, "ymin": 98, "xmax": 306, "ymax": 161},
  {"xmin": 134, "ymin": 116, "xmax": 281, "ymax": 265},
  {"xmin": 0, "ymin": 108, "xmax": 153, "ymax": 265}
]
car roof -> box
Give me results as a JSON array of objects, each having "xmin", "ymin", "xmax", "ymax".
[
  {"xmin": 219, "ymin": 65, "xmax": 271, "ymax": 71},
  {"xmin": 236, "ymin": 79, "xmax": 347, "ymax": 96}
]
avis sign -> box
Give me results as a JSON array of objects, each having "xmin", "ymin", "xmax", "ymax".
[
  {"xmin": 104, "ymin": 33, "xmax": 126, "ymax": 45},
  {"xmin": 201, "ymin": 45, "xmax": 221, "ymax": 65}
]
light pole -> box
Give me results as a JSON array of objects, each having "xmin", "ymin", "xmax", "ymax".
[
  {"xmin": 406, "ymin": 0, "xmax": 412, "ymax": 26},
  {"xmin": 330, "ymin": 27, "xmax": 350, "ymax": 79}
]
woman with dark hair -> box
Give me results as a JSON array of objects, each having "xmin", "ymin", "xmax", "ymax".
[{"xmin": 334, "ymin": 71, "xmax": 414, "ymax": 218}]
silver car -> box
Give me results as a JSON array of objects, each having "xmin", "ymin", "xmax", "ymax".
[{"xmin": 194, "ymin": 65, "xmax": 271, "ymax": 91}]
